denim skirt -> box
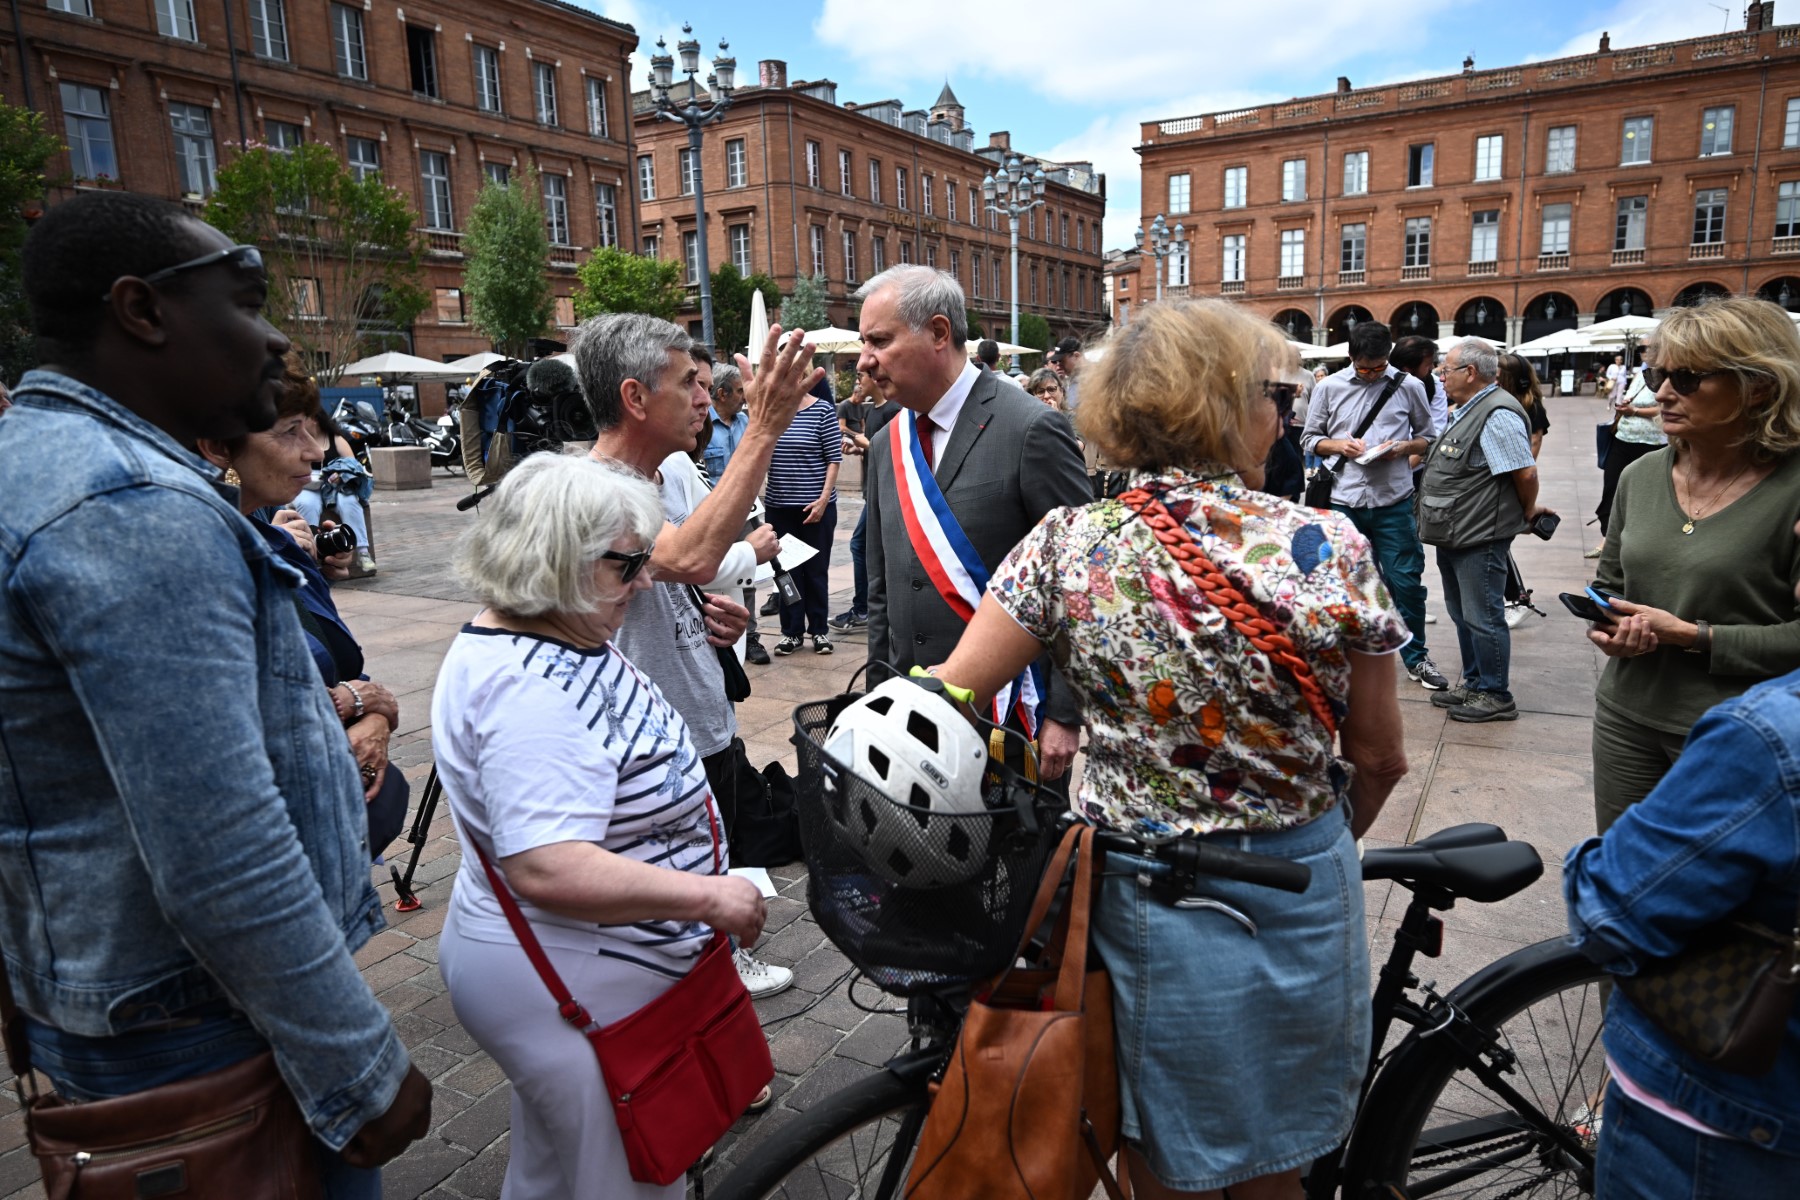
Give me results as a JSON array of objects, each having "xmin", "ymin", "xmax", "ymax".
[{"xmin": 1090, "ymin": 804, "xmax": 1371, "ymax": 1192}]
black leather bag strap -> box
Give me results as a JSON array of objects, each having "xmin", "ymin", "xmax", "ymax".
[{"xmin": 1319, "ymin": 371, "xmax": 1407, "ymax": 474}]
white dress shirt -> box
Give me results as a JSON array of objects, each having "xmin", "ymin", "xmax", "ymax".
[{"xmin": 922, "ymin": 362, "xmax": 980, "ymax": 467}]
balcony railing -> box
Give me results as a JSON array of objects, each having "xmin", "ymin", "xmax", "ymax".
[
  {"xmin": 1689, "ymin": 241, "xmax": 1726, "ymax": 260},
  {"xmin": 1337, "ymin": 269, "xmax": 1366, "ymax": 286},
  {"xmin": 1612, "ymin": 248, "xmax": 1646, "ymax": 266},
  {"xmin": 422, "ymin": 229, "xmax": 465, "ymax": 256},
  {"xmin": 549, "ymin": 244, "xmax": 582, "ymax": 268},
  {"xmin": 1400, "ymin": 265, "xmax": 1431, "ymax": 281},
  {"xmin": 1220, "ymin": 279, "xmax": 1246, "ymax": 295},
  {"xmin": 1537, "ymin": 252, "xmax": 1570, "ymax": 272},
  {"xmin": 1164, "ymin": 284, "xmax": 1192, "ymax": 299},
  {"xmin": 1277, "ymin": 275, "xmax": 1305, "ymax": 291},
  {"xmin": 1466, "ymin": 260, "xmax": 1498, "ymax": 276},
  {"xmin": 1774, "ymin": 236, "xmax": 1800, "ymax": 255}
]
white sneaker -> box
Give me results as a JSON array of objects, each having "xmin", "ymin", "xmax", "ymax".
[
  {"xmin": 1424, "ymin": 613, "xmax": 1438, "ymax": 624},
  {"xmin": 734, "ymin": 948, "xmax": 794, "ymax": 999}
]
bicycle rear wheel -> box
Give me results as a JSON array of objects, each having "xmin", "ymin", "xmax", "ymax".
[
  {"xmin": 1345, "ymin": 938, "xmax": 1608, "ymax": 1199},
  {"xmin": 709, "ymin": 1066, "xmax": 932, "ymax": 1200}
]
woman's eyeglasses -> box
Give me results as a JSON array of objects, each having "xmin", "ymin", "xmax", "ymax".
[
  {"xmin": 601, "ymin": 544, "xmax": 655, "ymax": 584},
  {"xmin": 1643, "ymin": 366, "xmax": 1728, "ymax": 396}
]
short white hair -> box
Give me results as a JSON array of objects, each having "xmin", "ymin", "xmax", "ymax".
[
  {"xmin": 855, "ymin": 265, "xmax": 967, "ymax": 348},
  {"xmin": 454, "ymin": 453, "xmax": 663, "ymax": 618},
  {"xmin": 1452, "ymin": 338, "xmax": 1501, "ymax": 382}
]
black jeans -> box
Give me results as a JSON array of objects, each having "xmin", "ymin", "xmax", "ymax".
[
  {"xmin": 1596, "ymin": 440, "xmax": 1661, "ymax": 534},
  {"xmin": 768, "ymin": 501, "xmax": 837, "ymax": 638}
]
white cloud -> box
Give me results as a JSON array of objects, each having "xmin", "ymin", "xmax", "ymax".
[{"xmin": 1550, "ymin": 0, "xmax": 1738, "ymax": 58}]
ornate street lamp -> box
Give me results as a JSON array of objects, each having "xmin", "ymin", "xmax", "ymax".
[
  {"xmin": 649, "ymin": 24, "xmax": 735, "ymax": 350},
  {"xmin": 1131, "ymin": 213, "xmax": 1186, "ymax": 303},
  {"xmin": 982, "ymin": 156, "xmax": 1046, "ymax": 348}
]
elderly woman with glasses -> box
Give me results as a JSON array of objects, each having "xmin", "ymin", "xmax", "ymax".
[
  {"xmin": 1588, "ymin": 297, "xmax": 1800, "ymax": 831},
  {"xmin": 434, "ymin": 453, "xmax": 768, "ymax": 1199},
  {"xmin": 1025, "ymin": 367, "xmax": 1067, "ymax": 410}
]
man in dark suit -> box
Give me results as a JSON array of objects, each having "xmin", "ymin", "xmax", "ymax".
[{"xmin": 856, "ymin": 265, "xmax": 1091, "ymax": 778}]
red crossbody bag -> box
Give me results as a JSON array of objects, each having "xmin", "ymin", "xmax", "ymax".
[{"xmin": 471, "ymin": 794, "xmax": 773, "ymax": 1186}]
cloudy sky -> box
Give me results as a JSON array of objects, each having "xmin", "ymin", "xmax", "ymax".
[{"xmin": 580, "ymin": 0, "xmax": 1746, "ymax": 251}]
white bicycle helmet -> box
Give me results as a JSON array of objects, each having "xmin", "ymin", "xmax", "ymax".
[{"xmin": 821, "ymin": 677, "xmax": 992, "ymax": 887}]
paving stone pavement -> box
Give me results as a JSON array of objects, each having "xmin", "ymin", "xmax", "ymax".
[{"xmin": 1, "ymin": 396, "xmax": 1616, "ymax": 1198}]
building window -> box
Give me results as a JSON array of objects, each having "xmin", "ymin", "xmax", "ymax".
[
  {"xmin": 922, "ymin": 174, "xmax": 934, "ymax": 216},
  {"xmin": 587, "ymin": 77, "xmax": 609, "ymax": 138},
  {"xmin": 871, "ymin": 235, "xmax": 886, "ymax": 274},
  {"xmin": 842, "ymin": 230, "xmax": 858, "ymax": 283},
  {"xmin": 483, "ymin": 161, "xmax": 509, "ymax": 186},
  {"xmin": 1076, "ymin": 219, "xmax": 1084, "ymax": 251},
  {"xmin": 972, "ymin": 255, "xmax": 983, "ymax": 297},
  {"xmin": 896, "ymin": 166, "xmax": 909, "ymax": 210},
  {"xmin": 1027, "ymin": 207, "xmax": 1036, "ymax": 240},
  {"xmin": 266, "ymin": 119, "xmax": 302, "ymax": 150},
  {"xmin": 595, "ymin": 183, "xmax": 618, "ymax": 248},
  {"xmin": 434, "ymin": 287, "xmax": 464, "ymax": 324},
  {"xmin": 554, "ymin": 296, "xmax": 575, "ymax": 328},
  {"xmin": 1470, "ymin": 209, "xmax": 1499, "ymax": 262},
  {"xmin": 1615, "ymin": 195, "xmax": 1647, "ymax": 250},
  {"xmin": 925, "ymin": 243, "xmax": 937, "ymax": 269},
  {"xmin": 969, "ymin": 186, "xmax": 979, "ymax": 225},
  {"xmin": 868, "ymin": 159, "xmax": 881, "ymax": 203},
  {"xmin": 678, "ymin": 147, "xmax": 696, "ymax": 196},
  {"xmin": 248, "ymin": 0, "xmax": 288, "ymax": 61},
  {"xmin": 642, "ymin": 234, "xmax": 658, "ymax": 258},
  {"xmin": 1168, "ymin": 172, "xmax": 1190, "ymax": 214},
  {"xmin": 1060, "ymin": 213, "xmax": 1069, "ymax": 247},
  {"xmin": 1621, "ymin": 115, "xmax": 1653, "ymax": 165},
  {"xmin": 810, "ymin": 225, "xmax": 826, "ymax": 277},
  {"xmin": 1222, "ymin": 234, "xmax": 1245, "ymax": 283},
  {"xmin": 730, "ymin": 224, "xmax": 751, "ymax": 274},
  {"xmin": 290, "ymin": 277, "xmax": 322, "ymax": 319},
  {"xmin": 947, "ymin": 180, "xmax": 957, "ymax": 221},
  {"xmin": 992, "ymin": 255, "xmax": 1002, "ymax": 298},
  {"xmin": 1540, "ymin": 202, "xmax": 1571, "ymax": 254},
  {"xmin": 1279, "ymin": 229, "xmax": 1304, "ymax": 277},
  {"xmin": 1700, "ymin": 105, "xmax": 1734, "ymax": 157},
  {"xmin": 1339, "ymin": 223, "xmax": 1365, "ymax": 272},
  {"xmin": 169, "ymin": 102, "xmax": 216, "ymax": 196},
  {"xmin": 683, "ymin": 231, "xmax": 699, "ymax": 284},
  {"xmin": 899, "ymin": 239, "xmax": 913, "ymax": 264},
  {"xmin": 1281, "ymin": 158, "xmax": 1306, "ymax": 202},
  {"xmin": 1223, "ymin": 165, "xmax": 1246, "ymax": 208},
  {"xmin": 1404, "ymin": 216, "xmax": 1432, "ymax": 267},
  {"xmin": 1474, "ymin": 135, "xmax": 1503, "ymax": 182},
  {"xmin": 1692, "ymin": 188, "xmax": 1726, "ymax": 244},
  {"xmin": 837, "ymin": 148, "xmax": 850, "ymax": 195},
  {"xmin": 61, "ymin": 83, "xmax": 117, "ymax": 181},
  {"xmin": 46, "ymin": 0, "xmax": 92, "ymax": 14},
  {"xmin": 1777, "ymin": 182, "xmax": 1800, "ymax": 238},
  {"xmin": 534, "ymin": 62, "xmax": 558, "ymax": 126},
  {"xmin": 326, "ymin": 6, "xmax": 372, "ymax": 80},
  {"xmin": 806, "ymin": 141, "xmax": 821, "ymax": 188},
  {"xmin": 1546, "ymin": 124, "xmax": 1576, "ymax": 173},
  {"xmin": 420, "ymin": 150, "xmax": 453, "ymax": 229},
  {"xmin": 543, "ymin": 174, "xmax": 570, "ymax": 245},
  {"xmin": 637, "ymin": 154, "xmax": 655, "ymax": 201},
  {"xmin": 1342, "ymin": 150, "xmax": 1368, "ymax": 196},
  {"xmin": 1786, "ymin": 99, "xmax": 1800, "ymax": 149},
  {"xmin": 473, "ymin": 45, "xmax": 502, "ymax": 113},
  {"xmin": 1167, "ymin": 248, "xmax": 1188, "ymax": 289},
  {"xmin": 157, "ymin": 0, "xmax": 198, "ymax": 41},
  {"xmin": 1029, "ymin": 263, "xmax": 1038, "ymax": 303},
  {"xmin": 951, "ymin": 248, "xmax": 963, "ymax": 291},
  {"xmin": 347, "ymin": 136, "xmax": 379, "ymax": 182},
  {"xmin": 1407, "ymin": 143, "xmax": 1434, "ymax": 188},
  {"xmin": 406, "ymin": 26, "xmax": 439, "ymax": 97},
  {"xmin": 724, "ymin": 139, "xmax": 746, "ymax": 188}
]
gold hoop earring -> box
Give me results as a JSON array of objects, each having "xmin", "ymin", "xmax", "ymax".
[{"xmin": 223, "ymin": 466, "xmax": 242, "ymax": 487}]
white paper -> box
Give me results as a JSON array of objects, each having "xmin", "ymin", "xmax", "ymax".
[
  {"xmin": 728, "ymin": 866, "xmax": 779, "ymax": 898},
  {"xmin": 1354, "ymin": 441, "xmax": 1395, "ymax": 465},
  {"xmin": 775, "ymin": 533, "xmax": 819, "ymax": 569}
]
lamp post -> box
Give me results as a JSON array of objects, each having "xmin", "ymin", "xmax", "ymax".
[
  {"xmin": 1132, "ymin": 213, "xmax": 1185, "ymax": 302},
  {"xmin": 648, "ymin": 24, "xmax": 735, "ymax": 350},
  {"xmin": 981, "ymin": 155, "xmax": 1045, "ymax": 347}
]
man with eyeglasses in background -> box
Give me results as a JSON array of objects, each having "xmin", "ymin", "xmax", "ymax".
[{"xmin": 1302, "ymin": 320, "xmax": 1448, "ymax": 690}]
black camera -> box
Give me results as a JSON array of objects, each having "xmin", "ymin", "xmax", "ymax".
[
  {"xmin": 313, "ymin": 524, "xmax": 358, "ymax": 557},
  {"xmin": 1529, "ymin": 510, "xmax": 1561, "ymax": 541}
]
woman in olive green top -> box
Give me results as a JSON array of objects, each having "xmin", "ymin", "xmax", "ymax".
[{"xmin": 1590, "ymin": 298, "xmax": 1800, "ymax": 830}]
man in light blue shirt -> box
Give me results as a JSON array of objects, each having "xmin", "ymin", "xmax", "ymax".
[{"xmin": 703, "ymin": 362, "xmax": 748, "ymax": 484}]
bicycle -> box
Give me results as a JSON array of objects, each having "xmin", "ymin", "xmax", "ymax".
[{"xmin": 709, "ymin": 695, "xmax": 1608, "ymax": 1200}]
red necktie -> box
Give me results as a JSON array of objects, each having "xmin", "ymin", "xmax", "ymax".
[{"xmin": 918, "ymin": 415, "xmax": 936, "ymax": 472}]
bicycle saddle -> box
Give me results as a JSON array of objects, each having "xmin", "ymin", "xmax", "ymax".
[{"xmin": 1361, "ymin": 836, "xmax": 1544, "ymax": 904}]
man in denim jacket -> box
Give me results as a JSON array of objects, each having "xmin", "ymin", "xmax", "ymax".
[
  {"xmin": 0, "ymin": 193, "xmax": 430, "ymax": 1192},
  {"xmin": 1565, "ymin": 524, "xmax": 1800, "ymax": 1194}
]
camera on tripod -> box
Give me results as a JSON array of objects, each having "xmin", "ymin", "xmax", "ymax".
[{"xmin": 312, "ymin": 524, "xmax": 357, "ymax": 558}]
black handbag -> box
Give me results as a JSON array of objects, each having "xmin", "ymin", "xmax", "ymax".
[
  {"xmin": 1617, "ymin": 897, "xmax": 1800, "ymax": 1076},
  {"xmin": 687, "ymin": 586, "xmax": 750, "ymax": 703},
  {"xmin": 1304, "ymin": 373, "xmax": 1406, "ymax": 509}
]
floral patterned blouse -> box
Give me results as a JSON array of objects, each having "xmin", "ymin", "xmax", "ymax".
[{"xmin": 988, "ymin": 465, "xmax": 1409, "ymax": 835}]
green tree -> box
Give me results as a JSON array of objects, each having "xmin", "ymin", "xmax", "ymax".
[
  {"xmin": 967, "ymin": 312, "xmax": 984, "ymax": 342},
  {"xmin": 709, "ymin": 263, "xmax": 780, "ymax": 357},
  {"xmin": 462, "ymin": 168, "xmax": 553, "ymax": 358},
  {"xmin": 1017, "ymin": 312, "xmax": 1052, "ymax": 352},
  {"xmin": 572, "ymin": 247, "xmax": 684, "ymax": 322},
  {"xmin": 778, "ymin": 273, "xmax": 829, "ymax": 333},
  {"xmin": 205, "ymin": 142, "xmax": 426, "ymax": 382},
  {"xmin": 0, "ymin": 103, "xmax": 65, "ymax": 382}
]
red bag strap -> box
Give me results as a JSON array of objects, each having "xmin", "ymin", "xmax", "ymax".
[{"xmin": 470, "ymin": 791, "xmax": 725, "ymax": 1034}]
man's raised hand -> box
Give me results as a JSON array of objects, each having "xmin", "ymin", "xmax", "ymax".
[{"xmin": 737, "ymin": 323, "xmax": 826, "ymax": 441}]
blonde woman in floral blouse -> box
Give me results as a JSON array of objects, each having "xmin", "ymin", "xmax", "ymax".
[{"xmin": 930, "ymin": 299, "xmax": 1411, "ymax": 1200}]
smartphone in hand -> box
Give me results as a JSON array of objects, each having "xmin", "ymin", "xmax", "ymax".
[{"xmin": 1559, "ymin": 592, "xmax": 1615, "ymax": 622}]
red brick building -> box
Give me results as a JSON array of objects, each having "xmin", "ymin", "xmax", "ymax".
[
  {"xmin": 5, "ymin": 0, "xmax": 638, "ymax": 368},
  {"xmin": 1128, "ymin": 6, "xmax": 1800, "ymax": 347},
  {"xmin": 633, "ymin": 68, "xmax": 1108, "ymax": 345}
]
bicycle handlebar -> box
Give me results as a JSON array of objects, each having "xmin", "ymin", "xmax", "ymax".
[{"xmin": 1086, "ymin": 826, "xmax": 1313, "ymax": 895}]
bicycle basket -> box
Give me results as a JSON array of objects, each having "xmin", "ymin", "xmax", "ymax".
[{"xmin": 791, "ymin": 694, "xmax": 1061, "ymax": 996}]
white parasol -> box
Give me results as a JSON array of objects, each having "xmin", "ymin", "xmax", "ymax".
[{"xmin": 747, "ymin": 289, "xmax": 770, "ymax": 365}]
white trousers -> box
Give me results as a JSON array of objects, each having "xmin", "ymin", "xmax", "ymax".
[{"xmin": 439, "ymin": 907, "xmax": 686, "ymax": 1200}]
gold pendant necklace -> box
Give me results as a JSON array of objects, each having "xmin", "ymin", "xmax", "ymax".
[{"xmin": 1678, "ymin": 461, "xmax": 1752, "ymax": 535}]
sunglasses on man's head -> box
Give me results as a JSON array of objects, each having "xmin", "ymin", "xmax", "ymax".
[
  {"xmin": 601, "ymin": 543, "xmax": 655, "ymax": 583},
  {"xmin": 1643, "ymin": 366, "xmax": 1728, "ymax": 396},
  {"xmin": 101, "ymin": 245, "xmax": 265, "ymax": 302}
]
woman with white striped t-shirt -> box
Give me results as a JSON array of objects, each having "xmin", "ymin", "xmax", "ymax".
[{"xmin": 434, "ymin": 455, "xmax": 768, "ymax": 1200}]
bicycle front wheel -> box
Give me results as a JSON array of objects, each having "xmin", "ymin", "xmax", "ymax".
[
  {"xmin": 1345, "ymin": 937, "xmax": 1608, "ymax": 1199},
  {"xmin": 709, "ymin": 1065, "xmax": 932, "ymax": 1200}
]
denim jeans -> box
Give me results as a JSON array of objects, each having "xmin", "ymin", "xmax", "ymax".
[
  {"xmin": 23, "ymin": 1009, "xmax": 381, "ymax": 1200},
  {"xmin": 1332, "ymin": 497, "xmax": 1428, "ymax": 666},
  {"xmin": 768, "ymin": 502, "xmax": 837, "ymax": 637},
  {"xmin": 1594, "ymin": 1081, "xmax": 1799, "ymax": 1199},
  {"xmin": 1435, "ymin": 538, "xmax": 1512, "ymax": 699},
  {"xmin": 849, "ymin": 507, "xmax": 868, "ymax": 615}
]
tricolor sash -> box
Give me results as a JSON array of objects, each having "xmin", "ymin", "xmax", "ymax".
[{"xmin": 891, "ymin": 410, "xmax": 1042, "ymax": 736}]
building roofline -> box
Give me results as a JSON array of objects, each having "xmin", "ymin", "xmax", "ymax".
[{"xmin": 529, "ymin": 0, "xmax": 637, "ymax": 38}]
